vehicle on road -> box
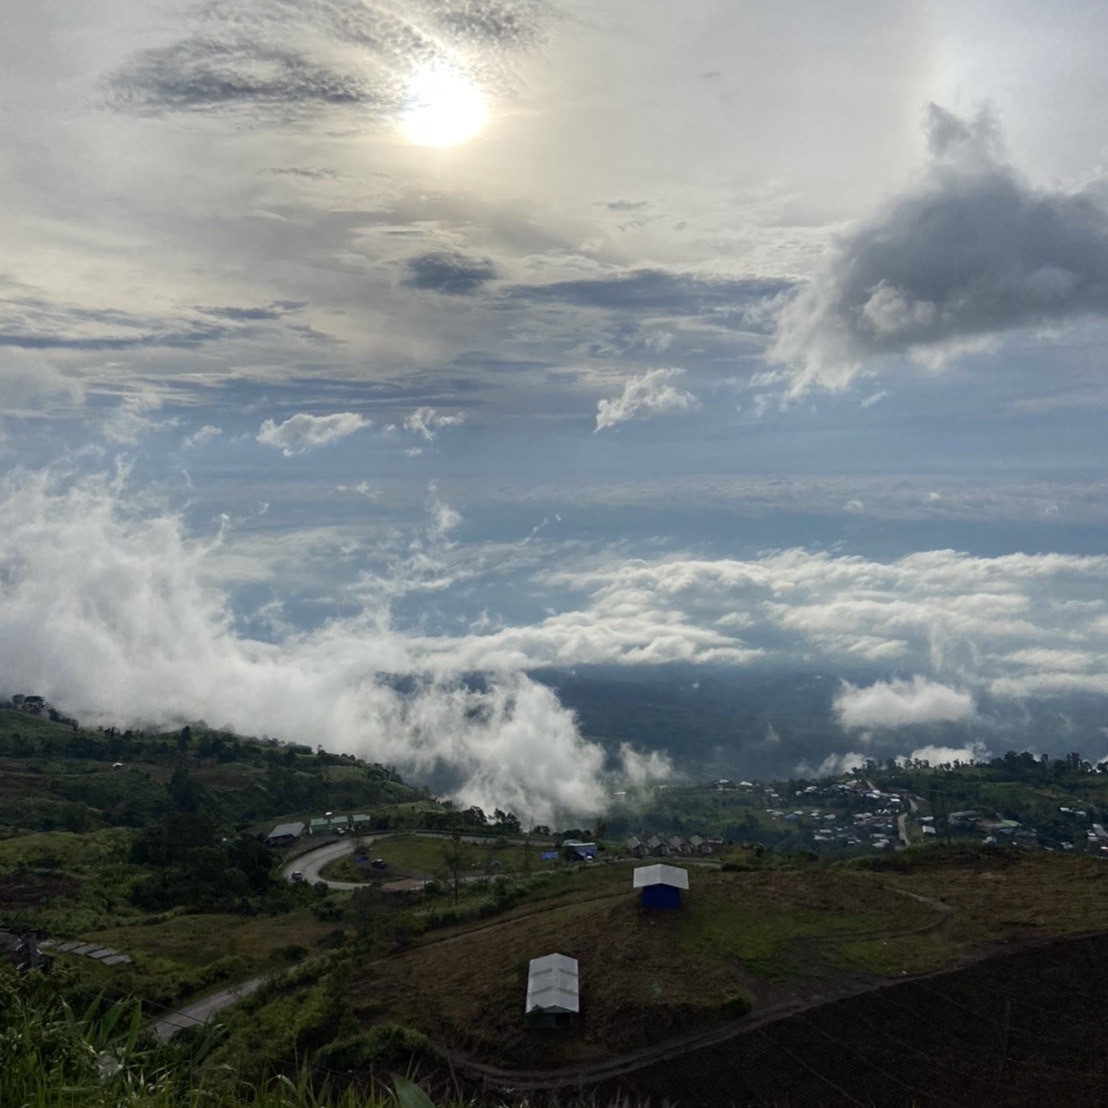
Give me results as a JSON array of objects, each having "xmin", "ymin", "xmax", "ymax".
[{"xmin": 290, "ymin": 871, "xmax": 304, "ymax": 883}]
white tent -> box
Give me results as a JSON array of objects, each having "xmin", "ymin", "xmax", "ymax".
[{"xmin": 526, "ymin": 952, "xmax": 580, "ymax": 1016}]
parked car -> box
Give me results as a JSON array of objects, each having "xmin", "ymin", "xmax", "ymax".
[{"xmin": 290, "ymin": 871, "xmax": 304, "ymax": 883}]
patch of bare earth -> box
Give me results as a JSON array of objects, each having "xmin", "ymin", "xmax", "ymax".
[{"xmin": 0, "ymin": 869, "xmax": 81, "ymax": 909}]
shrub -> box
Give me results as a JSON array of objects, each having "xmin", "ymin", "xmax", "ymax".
[
  {"xmin": 361, "ymin": 1021, "xmax": 443, "ymax": 1069},
  {"xmin": 721, "ymin": 991, "xmax": 753, "ymax": 1018}
]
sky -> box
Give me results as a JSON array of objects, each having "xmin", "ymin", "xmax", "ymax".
[{"xmin": 4, "ymin": 0, "xmax": 1108, "ymax": 821}]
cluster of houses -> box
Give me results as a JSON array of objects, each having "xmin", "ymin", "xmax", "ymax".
[
  {"xmin": 624, "ymin": 833, "xmax": 720, "ymax": 858},
  {"xmin": 525, "ymin": 863, "xmax": 690, "ymax": 1026}
]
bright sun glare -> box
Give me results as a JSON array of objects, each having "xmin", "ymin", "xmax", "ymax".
[{"xmin": 400, "ymin": 62, "xmax": 488, "ymax": 148}]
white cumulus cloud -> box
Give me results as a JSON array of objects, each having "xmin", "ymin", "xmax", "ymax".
[
  {"xmin": 595, "ymin": 368, "xmax": 699, "ymax": 431},
  {"xmin": 256, "ymin": 412, "xmax": 370, "ymax": 455},
  {"xmin": 834, "ymin": 676, "xmax": 975, "ymax": 729}
]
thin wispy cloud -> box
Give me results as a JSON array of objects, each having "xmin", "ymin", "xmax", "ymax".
[{"xmin": 403, "ymin": 406, "xmax": 466, "ymax": 441}]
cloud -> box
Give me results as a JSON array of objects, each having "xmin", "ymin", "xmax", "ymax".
[
  {"xmin": 0, "ymin": 355, "xmax": 84, "ymax": 414},
  {"xmin": 110, "ymin": 1, "xmax": 544, "ymax": 120},
  {"xmin": 403, "ymin": 406, "xmax": 466, "ymax": 441},
  {"xmin": 256, "ymin": 412, "xmax": 370, "ymax": 455},
  {"xmin": 798, "ymin": 751, "xmax": 869, "ymax": 778},
  {"xmin": 834, "ymin": 676, "xmax": 975, "ymax": 729},
  {"xmin": 0, "ymin": 470, "xmax": 666, "ymax": 824},
  {"xmin": 508, "ymin": 269, "xmax": 791, "ymax": 332},
  {"xmin": 907, "ymin": 742, "xmax": 990, "ymax": 767},
  {"xmin": 770, "ymin": 105, "xmax": 1108, "ymax": 390},
  {"xmin": 104, "ymin": 390, "xmax": 180, "ymax": 444},
  {"xmin": 403, "ymin": 253, "xmax": 498, "ymax": 295},
  {"xmin": 183, "ymin": 425, "xmax": 222, "ymax": 450},
  {"xmin": 595, "ymin": 368, "xmax": 700, "ymax": 431}
]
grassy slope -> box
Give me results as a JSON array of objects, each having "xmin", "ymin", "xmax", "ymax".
[{"xmin": 340, "ymin": 849, "xmax": 1108, "ymax": 1070}]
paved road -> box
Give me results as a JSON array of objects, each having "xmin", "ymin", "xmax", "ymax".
[
  {"xmin": 281, "ymin": 831, "xmax": 519, "ymax": 890},
  {"xmin": 150, "ymin": 975, "xmax": 268, "ymax": 1040},
  {"xmin": 283, "ymin": 837, "xmax": 363, "ymax": 889}
]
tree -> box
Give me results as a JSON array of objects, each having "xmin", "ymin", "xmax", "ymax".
[{"xmin": 441, "ymin": 831, "xmax": 472, "ymax": 905}]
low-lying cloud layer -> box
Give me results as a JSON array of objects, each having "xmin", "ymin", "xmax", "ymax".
[
  {"xmin": 833, "ymin": 676, "xmax": 975, "ymax": 730},
  {"xmin": 0, "ymin": 471, "xmax": 665, "ymax": 823},
  {"xmin": 6, "ymin": 471, "xmax": 1108, "ymax": 809},
  {"xmin": 771, "ymin": 105, "xmax": 1108, "ymax": 390}
]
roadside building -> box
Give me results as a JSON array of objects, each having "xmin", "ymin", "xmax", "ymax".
[
  {"xmin": 562, "ymin": 839, "xmax": 598, "ymax": 860},
  {"xmin": 525, "ymin": 952, "xmax": 579, "ymax": 1027},
  {"xmin": 625, "ymin": 836, "xmax": 646, "ymax": 858},
  {"xmin": 265, "ymin": 821, "xmax": 305, "ymax": 848},
  {"xmin": 633, "ymin": 863, "xmax": 689, "ymax": 909},
  {"xmin": 646, "ymin": 834, "xmax": 668, "ymax": 857}
]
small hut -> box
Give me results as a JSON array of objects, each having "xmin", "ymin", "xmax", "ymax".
[
  {"xmin": 633, "ymin": 863, "xmax": 689, "ymax": 909},
  {"xmin": 525, "ymin": 953, "xmax": 579, "ymax": 1027}
]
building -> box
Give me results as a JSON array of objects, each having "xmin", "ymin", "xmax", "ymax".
[
  {"xmin": 646, "ymin": 834, "xmax": 668, "ymax": 857},
  {"xmin": 625, "ymin": 835, "xmax": 645, "ymax": 858},
  {"xmin": 562, "ymin": 839, "xmax": 597, "ymax": 860},
  {"xmin": 309, "ymin": 815, "xmax": 350, "ymax": 835},
  {"xmin": 525, "ymin": 952, "xmax": 579, "ymax": 1027},
  {"xmin": 633, "ymin": 863, "xmax": 689, "ymax": 909},
  {"xmin": 264, "ymin": 821, "xmax": 305, "ymax": 848}
]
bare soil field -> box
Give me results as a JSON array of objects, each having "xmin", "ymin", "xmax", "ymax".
[{"xmin": 581, "ymin": 930, "xmax": 1108, "ymax": 1108}]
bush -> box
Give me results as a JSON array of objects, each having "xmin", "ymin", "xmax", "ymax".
[
  {"xmin": 270, "ymin": 943, "xmax": 309, "ymax": 963},
  {"xmin": 721, "ymin": 991, "xmax": 753, "ymax": 1018},
  {"xmin": 361, "ymin": 1021, "xmax": 442, "ymax": 1069}
]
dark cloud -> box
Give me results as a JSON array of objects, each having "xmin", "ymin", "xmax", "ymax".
[
  {"xmin": 431, "ymin": 0, "xmax": 544, "ymax": 47},
  {"xmin": 505, "ymin": 269, "xmax": 792, "ymax": 328},
  {"xmin": 403, "ymin": 252, "xmax": 499, "ymax": 295},
  {"xmin": 110, "ymin": 0, "xmax": 544, "ymax": 118},
  {"xmin": 111, "ymin": 38, "xmax": 385, "ymax": 115},
  {"xmin": 771, "ymin": 105, "xmax": 1108, "ymax": 388},
  {"xmin": 198, "ymin": 302, "xmax": 306, "ymax": 322},
  {"xmin": 0, "ymin": 299, "xmax": 315, "ymax": 351}
]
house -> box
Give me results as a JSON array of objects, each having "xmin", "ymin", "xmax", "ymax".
[
  {"xmin": 625, "ymin": 836, "xmax": 646, "ymax": 858},
  {"xmin": 689, "ymin": 835, "xmax": 713, "ymax": 856},
  {"xmin": 668, "ymin": 835, "xmax": 688, "ymax": 855},
  {"xmin": 562, "ymin": 839, "xmax": 597, "ymax": 860},
  {"xmin": 646, "ymin": 834, "xmax": 668, "ymax": 857},
  {"xmin": 265, "ymin": 821, "xmax": 305, "ymax": 848},
  {"xmin": 525, "ymin": 953, "xmax": 579, "ymax": 1027},
  {"xmin": 351, "ymin": 814, "xmax": 373, "ymax": 831},
  {"xmin": 633, "ymin": 863, "xmax": 689, "ymax": 909}
]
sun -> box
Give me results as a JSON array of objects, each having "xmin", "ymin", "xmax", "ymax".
[{"xmin": 400, "ymin": 62, "xmax": 488, "ymax": 148}]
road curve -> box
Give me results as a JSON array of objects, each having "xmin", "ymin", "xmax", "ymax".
[
  {"xmin": 283, "ymin": 837, "xmax": 363, "ymax": 888},
  {"xmin": 280, "ymin": 831, "xmax": 524, "ymax": 890}
]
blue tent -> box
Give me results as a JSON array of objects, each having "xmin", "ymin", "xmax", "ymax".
[{"xmin": 633, "ymin": 863, "xmax": 689, "ymax": 908}]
